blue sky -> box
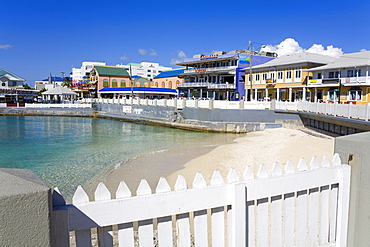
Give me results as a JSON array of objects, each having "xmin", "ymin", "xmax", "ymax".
[{"xmin": 1, "ymin": 0, "xmax": 370, "ymax": 86}]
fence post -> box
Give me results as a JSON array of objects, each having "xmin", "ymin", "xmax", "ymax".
[
  {"xmin": 348, "ymin": 103, "xmax": 352, "ymax": 119},
  {"xmin": 239, "ymin": 100, "xmax": 245, "ymax": 110},
  {"xmin": 230, "ymin": 183, "xmax": 246, "ymax": 247},
  {"xmin": 335, "ymin": 132, "xmax": 370, "ymax": 246},
  {"xmin": 0, "ymin": 169, "xmax": 53, "ymax": 246}
]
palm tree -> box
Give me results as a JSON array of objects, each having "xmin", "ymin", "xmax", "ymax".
[{"xmin": 62, "ymin": 77, "xmax": 72, "ymax": 88}]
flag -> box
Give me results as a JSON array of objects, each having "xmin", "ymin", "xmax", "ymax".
[{"xmin": 239, "ymin": 55, "xmax": 251, "ymax": 65}]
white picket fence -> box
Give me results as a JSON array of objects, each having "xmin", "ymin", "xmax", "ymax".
[
  {"xmin": 276, "ymin": 101, "xmax": 370, "ymax": 121},
  {"xmin": 52, "ymin": 154, "xmax": 350, "ymax": 247}
]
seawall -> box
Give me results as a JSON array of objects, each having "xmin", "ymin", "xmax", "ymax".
[
  {"xmin": 0, "ymin": 104, "xmax": 304, "ymax": 133},
  {"xmin": 93, "ymin": 103, "xmax": 303, "ymax": 133}
]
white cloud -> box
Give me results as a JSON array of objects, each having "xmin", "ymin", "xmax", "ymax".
[
  {"xmin": 260, "ymin": 38, "xmax": 343, "ymax": 57},
  {"xmin": 170, "ymin": 50, "xmax": 188, "ymax": 65},
  {"xmin": 138, "ymin": 49, "xmax": 147, "ymax": 55},
  {"xmin": 0, "ymin": 44, "xmax": 12, "ymax": 50},
  {"xmin": 120, "ymin": 55, "xmax": 129, "ymax": 60},
  {"xmin": 138, "ymin": 48, "xmax": 158, "ymax": 56},
  {"xmin": 149, "ymin": 49, "xmax": 158, "ymax": 56}
]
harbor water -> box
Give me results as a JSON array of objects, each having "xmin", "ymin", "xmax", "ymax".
[{"xmin": 0, "ymin": 116, "xmax": 236, "ymax": 198}]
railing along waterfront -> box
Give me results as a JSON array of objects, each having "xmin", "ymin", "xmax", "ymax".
[
  {"xmin": 276, "ymin": 101, "xmax": 370, "ymax": 121},
  {"xmin": 85, "ymin": 98, "xmax": 271, "ymax": 110},
  {"xmin": 52, "ymin": 154, "xmax": 350, "ymax": 246},
  {"xmin": 24, "ymin": 103, "xmax": 92, "ymax": 108}
]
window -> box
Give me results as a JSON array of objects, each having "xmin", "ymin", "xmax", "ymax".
[
  {"xmin": 286, "ymin": 71, "xmax": 292, "ymax": 79},
  {"xmin": 103, "ymin": 79, "xmax": 109, "ymax": 87},
  {"xmin": 328, "ymin": 72, "xmax": 335, "ymax": 78},
  {"xmin": 147, "ymin": 75, "xmax": 151, "ymax": 78},
  {"xmin": 349, "ymin": 89, "xmax": 362, "ymax": 101},
  {"xmin": 295, "ymin": 70, "xmax": 301, "ymax": 78},
  {"xmin": 328, "ymin": 90, "xmax": 339, "ymax": 101},
  {"xmin": 347, "ymin": 70, "xmax": 354, "ymax": 77},
  {"xmin": 262, "ymin": 73, "xmax": 267, "ymax": 80},
  {"xmin": 155, "ymin": 82, "xmax": 159, "ymax": 87},
  {"xmin": 270, "ymin": 72, "xmax": 275, "ymax": 79},
  {"xmin": 120, "ymin": 80, "xmax": 126, "ymax": 87},
  {"xmin": 112, "ymin": 79, "xmax": 117, "ymax": 87},
  {"xmin": 162, "ymin": 82, "xmax": 165, "ymax": 88},
  {"xmin": 317, "ymin": 73, "xmax": 322, "ymax": 79},
  {"xmin": 278, "ymin": 72, "xmax": 283, "ymax": 79},
  {"xmin": 169, "ymin": 81, "xmax": 172, "ymax": 88},
  {"xmin": 147, "ymin": 70, "xmax": 151, "ymax": 72},
  {"xmin": 255, "ymin": 74, "xmax": 260, "ymax": 81},
  {"xmin": 356, "ymin": 69, "xmax": 361, "ymax": 77},
  {"xmin": 335, "ymin": 71, "xmax": 340, "ymax": 78}
]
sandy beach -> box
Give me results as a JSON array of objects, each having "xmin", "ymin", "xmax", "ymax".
[{"xmin": 86, "ymin": 127, "xmax": 334, "ymax": 198}]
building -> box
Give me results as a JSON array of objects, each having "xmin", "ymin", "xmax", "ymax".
[
  {"xmin": 35, "ymin": 76, "xmax": 64, "ymax": 90},
  {"xmin": 90, "ymin": 65, "xmax": 132, "ymax": 98},
  {"xmin": 307, "ymin": 51, "xmax": 370, "ymax": 104},
  {"xmin": 245, "ymin": 52, "xmax": 335, "ymax": 101},
  {"xmin": 98, "ymin": 87, "xmax": 177, "ymax": 99},
  {"xmin": 0, "ymin": 69, "xmax": 25, "ymax": 89},
  {"xmin": 117, "ymin": 62, "xmax": 172, "ymax": 80},
  {"xmin": 152, "ymin": 69, "xmax": 185, "ymax": 90},
  {"xmin": 72, "ymin": 61, "xmax": 106, "ymax": 84},
  {"xmin": 176, "ymin": 50, "xmax": 275, "ymax": 100}
]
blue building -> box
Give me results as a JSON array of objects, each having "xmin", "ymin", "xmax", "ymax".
[{"xmin": 176, "ymin": 50, "xmax": 276, "ymax": 100}]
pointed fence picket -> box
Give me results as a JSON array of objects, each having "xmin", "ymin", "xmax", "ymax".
[{"xmin": 52, "ymin": 154, "xmax": 350, "ymax": 247}]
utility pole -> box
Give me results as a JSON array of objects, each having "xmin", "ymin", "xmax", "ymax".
[{"xmin": 248, "ymin": 41, "xmax": 253, "ymax": 101}]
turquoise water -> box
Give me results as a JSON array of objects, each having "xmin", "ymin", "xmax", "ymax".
[{"xmin": 0, "ymin": 116, "xmax": 230, "ymax": 197}]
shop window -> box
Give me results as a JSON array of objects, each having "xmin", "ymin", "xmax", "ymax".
[
  {"xmin": 349, "ymin": 89, "xmax": 362, "ymax": 101},
  {"xmin": 328, "ymin": 90, "xmax": 339, "ymax": 101},
  {"xmin": 103, "ymin": 79, "xmax": 109, "ymax": 87}
]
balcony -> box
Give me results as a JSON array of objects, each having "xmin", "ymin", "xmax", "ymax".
[
  {"xmin": 184, "ymin": 66, "xmax": 237, "ymax": 74},
  {"xmin": 308, "ymin": 76, "xmax": 370, "ymax": 86},
  {"xmin": 178, "ymin": 82, "xmax": 236, "ymax": 89}
]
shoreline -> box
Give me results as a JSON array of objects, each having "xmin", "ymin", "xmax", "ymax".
[{"xmin": 82, "ymin": 127, "xmax": 334, "ymax": 200}]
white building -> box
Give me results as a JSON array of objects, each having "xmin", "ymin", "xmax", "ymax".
[
  {"xmin": 72, "ymin": 61, "xmax": 106, "ymax": 83},
  {"xmin": 116, "ymin": 62, "xmax": 172, "ymax": 80}
]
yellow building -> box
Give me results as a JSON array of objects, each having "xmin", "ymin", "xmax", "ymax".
[
  {"xmin": 245, "ymin": 52, "xmax": 335, "ymax": 101},
  {"xmin": 307, "ymin": 51, "xmax": 370, "ymax": 105}
]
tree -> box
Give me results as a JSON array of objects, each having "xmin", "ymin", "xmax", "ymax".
[
  {"xmin": 62, "ymin": 77, "xmax": 72, "ymax": 88},
  {"xmin": 38, "ymin": 88, "xmax": 47, "ymax": 96},
  {"xmin": 23, "ymin": 83, "xmax": 32, "ymax": 89}
]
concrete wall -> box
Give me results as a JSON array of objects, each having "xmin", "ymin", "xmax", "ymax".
[
  {"xmin": 334, "ymin": 132, "xmax": 370, "ymax": 246},
  {"xmin": 0, "ymin": 107, "xmax": 94, "ymax": 117},
  {"xmin": 0, "ymin": 169, "xmax": 52, "ymax": 246},
  {"xmin": 95, "ymin": 103, "xmax": 303, "ymax": 133}
]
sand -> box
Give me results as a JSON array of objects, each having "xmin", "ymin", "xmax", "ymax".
[{"xmin": 87, "ymin": 127, "xmax": 334, "ymax": 198}]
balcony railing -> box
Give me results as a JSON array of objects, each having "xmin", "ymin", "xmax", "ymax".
[
  {"xmin": 184, "ymin": 65, "xmax": 237, "ymax": 74},
  {"xmin": 178, "ymin": 82, "xmax": 236, "ymax": 89},
  {"xmin": 309, "ymin": 76, "xmax": 370, "ymax": 86}
]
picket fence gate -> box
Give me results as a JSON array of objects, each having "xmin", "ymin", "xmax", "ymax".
[{"xmin": 52, "ymin": 154, "xmax": 350, "ymax": 247}]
